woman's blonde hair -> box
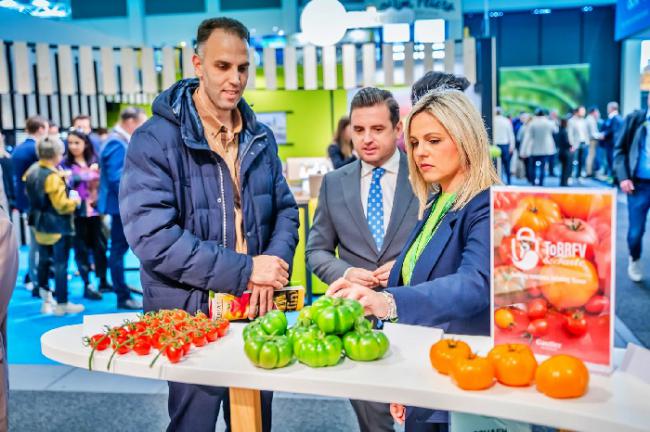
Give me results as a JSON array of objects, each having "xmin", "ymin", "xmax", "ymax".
[{"xmin": 404, "ymin": 88, "xmax": 500, "ymax": 216}]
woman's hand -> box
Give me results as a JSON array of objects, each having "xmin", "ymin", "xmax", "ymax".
[
  {"xmin": 326, "ymin": 278, "xmax": 389, "ymax": 318},
  {"xmin": 390, "ymin": 403, "xmax": 406, "ymax": 425},
  {"xmin": 373, "ymin": 260, "xmax": 395, "ymax": 287}
]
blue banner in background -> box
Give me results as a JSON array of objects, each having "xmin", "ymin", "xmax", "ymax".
[{"xmin": 616, "ymin": 0, "xmax": 650, "ymax": 40}]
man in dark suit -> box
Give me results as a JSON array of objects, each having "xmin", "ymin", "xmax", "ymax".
[
  {"xmin": 601, "ymin": 101, "xmax": 624, "ymax": 179},
  {"xmin": 614, "ymin": 93, "xmax": 650, "ymax": 282},
  {"xmin": 307, "ymin": 87, "xmax": 418, "ymax": 432}
]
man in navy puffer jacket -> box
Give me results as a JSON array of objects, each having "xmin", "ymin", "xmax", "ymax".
[{"xmin": 119, "ymin": 17, "xmax": 299, "ymax": 432}]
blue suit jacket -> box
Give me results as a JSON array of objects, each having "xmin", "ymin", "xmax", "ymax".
[
  {"xmin": 98, "ymin": 132, "xmax": 127, "ymax": 215},
  {"xmin": 10, "ymin": 138, "xmax": 38, "ymax": 212},
  {"xmin": 386, "ymin": 188, "xmax": 491, "ymax": 336}
]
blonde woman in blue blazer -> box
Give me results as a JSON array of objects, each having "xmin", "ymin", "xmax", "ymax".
[{"xmin": 328, "ymin": 88, "xmax": 500, "ymax": 432}]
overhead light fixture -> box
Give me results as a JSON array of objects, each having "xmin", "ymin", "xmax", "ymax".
[
  {"xmin": 414, "ymin": 19, "xmax": 445, "ymax": 43},
  {"xmin": 0, "ymin": 0, "xmax": 22, "ymax": 9},
  {"xmin": 533, "ymin": 8, "xmax": 551, "ymax": 15},
  {"xmin": 383, "ymin": 23, "xmax": 410, "ymax": 43},
  {"xmin": 582, "ymin": 6, "xmax": 593, "ymax": 12},
  {"xmin": 300, "ymin": 0, "xmax": 348, "ymax": 46}
]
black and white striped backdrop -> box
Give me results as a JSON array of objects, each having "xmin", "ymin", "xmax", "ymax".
[{"xmin": 0, "ymin": 39, "xmax": 477, "ymax": 131}]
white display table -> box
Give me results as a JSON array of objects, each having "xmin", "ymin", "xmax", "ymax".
[{"xmin": 41, "ymin": 320, "xmax": 650, "ymax": 432}]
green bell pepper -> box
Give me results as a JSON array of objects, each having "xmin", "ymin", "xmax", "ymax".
[
  {"xmin": 244, "ymin": 335, "xmax": 293, "ymax": 369},
  {"xmin": 294, "ymin": 331, "xmax": 343, "ymax": 367},
  {"xmin": 298, "ymin": 305, "xmax": 313, "ymax": 323},
  {"xmin": 310, "ymin": 296, "xmax": 364, "ymax": 335},
  {"xmin": 343, "ymin": 318, "xmax": 390, "ymax": 361},
  {"xmin": 243, "ymin": 310, "xmax": 288, "ymax": 342},
  {"xmin": 242, "ymin": 319, "xmax": 267, "ymax": 341},
  {"xmin": 259, "ymin": 309, "xmax": 288, "ymax": 336},
  {"xmin": 287, "ymin": 322, "xmax": 321, "ymax": 351}
]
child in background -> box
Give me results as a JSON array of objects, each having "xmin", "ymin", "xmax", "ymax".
[{"xmin": 25, "ymin": 135, "xmax": 84, "ymax": 316}]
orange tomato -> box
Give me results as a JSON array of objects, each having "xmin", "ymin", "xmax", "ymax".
[
  {"xmin": 539, "ymin": 258, "xmax": 599, "ymax": 310},
  {"xmin": 512, "ymin": 197, "xmax": 562, "ymax": 233},
  {"xmin": 429, "ymin": 339, "xmax": 472, "ymax": 375},
  {"xmin": 449, "ymin": 353, "xmax": 495, "ymax": 391},
  {"xmin": 553, "ymin": 193, "xmax": 611, "ymax": 221},
  {"xmin": 488, "ymin": 344, "xmax": 538, "ymax": 387},
  {"xmin": 535, "ymin": 355, "xmax": 589, "ymax": 398}
]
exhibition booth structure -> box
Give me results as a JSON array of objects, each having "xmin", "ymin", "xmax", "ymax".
[{"xmin": 0, "ymin": 35, "xmax": 496, "ymax": 298}]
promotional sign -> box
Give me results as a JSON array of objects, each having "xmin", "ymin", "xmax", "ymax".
[
  {"xmin": 491, "ymin": 187, "xmax": 615, "ymax": 371},
  {"xmin": 615, "ymin": 0, "xmax": 650, "ymax": 40},
  {"xmin": 365, "ymin": 0, "xmax": 461, "ymax": 21}
]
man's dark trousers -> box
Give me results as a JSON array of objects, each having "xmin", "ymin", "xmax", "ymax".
[
  {"xmin": 108, "ymin": 214, "xmax": 131, "ymax": 302},
  {"xmin": 167, "ymin": 382, "xmax": 273, "ymax": 432}
]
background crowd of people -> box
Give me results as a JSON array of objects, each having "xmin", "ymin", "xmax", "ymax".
[
  {"xmin": 0, "ymin": 109, "xmax": 147, "ymax": 316},
  {"xmin": 492, "ymin": 102, "xmax": 624, "ymax": 187}
]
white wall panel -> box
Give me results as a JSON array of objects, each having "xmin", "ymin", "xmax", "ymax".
[
  {"xmin": 0, "ymin": 42, "xmax": 9, "ymax": 94},
  {"xmin": 161, "ymin": 46, "xmax": 176, "ymax": 90},
  {"xmin": 100, "ymin": 47, "xmax": 117, "ymax": 95},
  {"xmin": 463, "ymin": 37, "xmax": 477, "ymax": 84},
  {"xmin": 303, "ymin": 45, "xmax": 317, "ymax": 90},
  {"xmin": 141, "ymin": 46, "xmax": 157, "ymax": 94},
  {"xmin": 120, "ymin": 47, "xmax": 137, "ymax": 94},
  {"xmin": 13, "ymin": 42, "xmax": 32, "ymax": 94},
  {"xmin": 263, "ymin": 47, "xmax": 277, "ymax": 90},
  {"xmin": 78, "ymin": 46, "xmax": 96, "ymax": 95},
  {"xmin": 283, "ymin": 46, "xmax": 298, "ymax": 90},
  {"xmin": 181, "ymin": 45, "xmax": 194, "ymax": 79},
  {"xmin": 322, "ymin": 45, "xmax": 337, "ymax": 90},
  {"xmin": 36, "ymin": 43, "xmax": 54, "ymax": 95},
  {"xmin": 382, "ymin": 44, "xmax": 394, "ymax": 87},
  {"xmin": 362, "ymin": 43, "xmax": 376, "ymax": 87},
  {"xmin": 403, "ymin": 42, "xmax": 414, "ymax": 86},
  {"xmin": 342, "ymin": 44, "xmax": 356, "ymax": 90},
  {"xmin": 57, "ymin": 45, "xmax": 75, "ymax": 95}
]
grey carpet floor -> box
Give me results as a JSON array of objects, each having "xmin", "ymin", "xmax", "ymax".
[
  {"xmin": 8, "ymin": 391, "xmax": 365, "ymax": 432},
  {"xmin": 8, "ymin": 390, "xmax": 560, "ymax": 432}
]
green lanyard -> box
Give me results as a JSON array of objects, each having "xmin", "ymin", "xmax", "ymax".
[{"xmin": 401, "ymin": 193, "xmax": 455, "ymax": 285}]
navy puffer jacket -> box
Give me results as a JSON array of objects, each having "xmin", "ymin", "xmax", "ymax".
[{"xmin": 119, "ymin": 79, "xmax": 299, "ymax": 313}]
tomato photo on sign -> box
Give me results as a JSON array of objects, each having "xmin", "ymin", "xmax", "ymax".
[
  {"xmin": 512, "ymin": 197, "xmax": 562, "ymax": 233},
  {"xmin": 527, "ymin": 318, "xmax": 549, "ymax": 338},
  {"xmin": 494, "ymin": 265, "xmax": 528, "ymax": 303},
  {"xmin": 494, "ymin": 192, "xmax": 518, "ymax": 210},
  {"xmin": 494, "ymin": 210, "xmax": 513, "ymax": 247},
  {"xmin": 564, "ymin": 311, "xmax": 588, "ymax": 337},
  {"xmin": 585, "ymin": 295, "xmax": 610, "ymax": 315},
  {"xmin": 527, "ymin": 298, "xmax": 548, "ymax": 320},
  {"xmin": 552, "ymin": 193, "xmax": 611, "ymax": 221},
  {"xmin": 545, "ymin": 218, "xmax": 598, "ymax": 260},
  {"xmin": 494, "ymin": 306, "xmax": 529, "ymax": 334},
  {"xmin": 539, "ymin": 258, "xmax": 599, "ymax": 310},
  {"xmin": 593, "ymin": 236, "xmax": 612, "ymax": 296}
]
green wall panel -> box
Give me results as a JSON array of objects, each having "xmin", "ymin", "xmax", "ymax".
[{"xmin": 243, "ymin": 88, "xmax": 349, "ymax": 162}]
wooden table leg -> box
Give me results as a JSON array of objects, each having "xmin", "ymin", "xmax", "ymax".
[{"xmin": 229, "ymin": 387, "xmax": 262, "ymax": 432}]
